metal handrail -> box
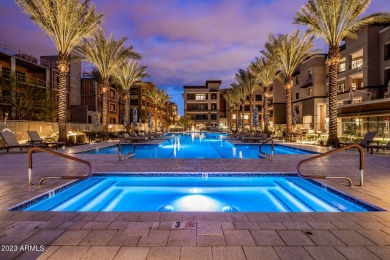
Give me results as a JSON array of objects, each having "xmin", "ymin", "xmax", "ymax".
[
  {"xmin": 27, "ymin": 147, "xmax": 94, "ymax": 186},
  {"xmin": 118, "ymin": 139, "xmax": 136, "ymax": 161},
  {"xmin": 258, "ymin": 137, "xmax": 274, "ymax": 161},
  {"xmin": 296, "ymin": 144, "xmax": 365, "ymax": 187}
]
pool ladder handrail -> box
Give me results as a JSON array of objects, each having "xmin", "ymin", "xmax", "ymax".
[
  {"xmin": 296, "ymin": 144, "xmax": 365, "ymax": 187},
  {"xmin": 258, "ymin": 137, "xmax": 274, "ymax": 161},
  {"xmin": 118, "ymin": 139, "xmax": 136, "ymax": 161},
  {"xmin": 27, "ymin": 147, "xmax": 94, "ymax": 186}
]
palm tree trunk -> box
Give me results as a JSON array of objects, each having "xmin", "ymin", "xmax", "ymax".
[
  {"xmin": 235, "ymin": 108, "xmax": 239, "ymax": 133},
  {"xmin": 241, "ymin": 102, "xmax": 245, "ymax": 132},
  {"xmin": 263, "ymin": 87, "xmax": 269, "ymax": 134},
  {"xmin": 101, "ymin": 78, "xmax": 109, "ymax": 132},
  {"xmin": 125, "ymin": 90, "xmax": 130, "ymax": 132},
  {"xmin": 249, "ymin": 94, "xmax": 253, "ymax": 132},
  {"xmin": 327, "ymin": 47, "xmax": 340, "ymax": 147},
  {"xmin": 155, "ymin": 107, "xmax": 158, "ymax": 131},
  {"xmin": 285, "ymin": 80, "xmax": 293, "ymax": 135},
  {"xmin": 57, "ymin": 52, "xmax": 69, "ymax": 142}
]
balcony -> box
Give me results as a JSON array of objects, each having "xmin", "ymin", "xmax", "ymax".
[
  {"xmin": 338, "ymin": 97, "xmax": 390, "ymax": 116},
  {"xmin": 0, "ymin": 69, "xmax": 47, "ymax": 89}
]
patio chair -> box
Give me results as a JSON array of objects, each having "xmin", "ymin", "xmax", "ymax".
[
  {"xmin": 0, "ymin": 131, "xmax": 44, "ymax": 152},
  {"xmin": 338, "ymin": 131, "xmax": 378, "ymax": 150},
  {"xmin": 369, "ymin": 140, "xmax": 390, "ymax": 154},
  {"xmin": 121, "ymin": 133, "xmax": 148, "ymax": 143},
  {"xmin": 27, "ymin": 131, "xmax": 66, "ymax": 149}
]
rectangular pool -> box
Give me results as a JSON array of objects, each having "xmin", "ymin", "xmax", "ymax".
[
  {"xmin": 79, "ymin": 133, "xmax": 315, "ymax": 158},
  {"xmin": 13, "ymin": 174, "xmax": 381, "ymax": 212}
]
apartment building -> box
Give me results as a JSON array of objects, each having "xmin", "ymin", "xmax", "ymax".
[
  {"xmin": 334, "ymin": 25, "xmax": 390, "ymax": 135},
  {"xmin": 289, "ymin": 54, "xmax": 328, "ymax": 132},
  {"xmin": 167, "ymin": 102, "xmax": 179, "ymax": 126},
  {"xmin": 184, "ymin": 80, "xmax": 223, "ymax": 130},
  {"xmin": 184, "ymin": 80, "xmax": 270, "ymax": 131}
]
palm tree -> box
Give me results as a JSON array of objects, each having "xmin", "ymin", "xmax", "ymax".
[
  {"xmin": 294, "ymin": 0, "xmax": 390, "ymax": 147},
  {"xmin": 178, "ymin": 116, "xmax": 193, "ymax": 131},
  {"xmin": 158, "ymin": 90, "xmax": 169, "ymax": 131},
  {"xmin": 262, "ymin": 30, "xmax": 318, "ymax": 135},
  {"xmin": 15, "ymin": 0, "xmax": 103, "ymax": 142},
  {"xmin": 144, "ymin": 86, "xmax": 163, "ymax": 130},
  {"xmin": 249, "ymin": 57, "xmax": 280, "ymax": 134},
  {"xmin": 114, "ymin": 61, "xmax": 147, "ymax": 131},
  {"xmin": 232, "ymin": 74, "xmax": 249, "ymax": 132},
  {"xmin": 79, "ymin": 28, "xmax": 140, "ymax": 131},
  {"xmin": 223, "ymin": 88, "xmax": 241, "ymax": 132},
  {"xmin": 236, "ymin": 69, "xmax": 259, "ymax": 132}
]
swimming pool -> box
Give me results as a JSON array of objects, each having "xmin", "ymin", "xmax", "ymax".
[
  {"xmin": 80, "ymin": 132, "xmax": 315, "ymax": 158},
  {"xmin": 14, "ymin": 174, "xmax": 381, "ymax": 212}
]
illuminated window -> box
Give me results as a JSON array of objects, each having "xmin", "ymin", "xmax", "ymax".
[
  {"xmin": 337, "ymin": 83, "xmax": 345, "ymax": 93},
  {"xmin": 195, "ymin": 94, "xmax": 206, "ymax": 100},
  {"xmin": 244, "ymin": 115, "xmax": 249, "ymax": 120},
  {"xmin": 351, "ymin": 83, "xmax": 357, "ymax": 90},
  {"xmin": 338, "ymin": 62, "xmax": 346, "ymax": 73},
  {"xmin": 308, "ymin": 69, "xmax": 313, "ymax": 79},
  {"xmin": 232, "ymin": 114, "xmax": 236, "ymax": 119},
  {"xmin": 351, "ymin": 58, "xmax": 363, "ymax": 69}
]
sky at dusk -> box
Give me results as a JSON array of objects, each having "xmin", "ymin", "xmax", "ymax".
[{"xmin": 0, "ymin": 0, "xmax": 388, "ymax": 115}]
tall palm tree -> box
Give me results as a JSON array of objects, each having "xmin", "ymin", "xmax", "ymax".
[
  {"xmin": 144, "ymin": 86, "xmax": 163, "ymax": 130},
  {"xmin": 15, "ymin": 0, "xmax": 103, "ymax": 142},
  {"xmin": 236, "ymin": 69, "xmax": 259, "ymax": 132},
  {"xmin": 249, "ymin": 57, "xmax": 280, "ymax": 134},
  {"xmin": 79, "ymin": 28, "xmax": 141, "ymax": 131},
  {"xmin": 294, "ymin": 0, "xmax": 390, "ymax": 147},
  {"xmin": 158, "ymin": 90, "xmax": 169, "ymax": 131},
  {"xmin": 114, "ymin": 61, "xmax": 147, "ymax": 131},
  {"xmin": 223, "ymin": 88, "xmax": 241, "ymax": 132},
  {"xmin": 262, "ymin": 30, "xmax": 318, "ymax": 135},
  {"xmin": 232, "ymin": 73, "xmax": 250, "ymax": 132}
]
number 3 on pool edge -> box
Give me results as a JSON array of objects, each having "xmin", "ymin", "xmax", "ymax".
[{"xmin": 175, "ymin": 222, "xmax": 181, "ymax": 228}]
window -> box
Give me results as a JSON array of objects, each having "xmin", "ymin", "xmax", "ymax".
[
  {"xmin": 338, "ymin": 62, "xmax": 346, "ymax": 73},
  {"xmin": 232, "ymin": 114, "xmax": 236, "ymax": 120},
  {"xmin": 110, "ymin": 89, "xmax": 115, "ymax": 99},
  {"xmin": 211, "ymin": 114, "xmax": 217, "ymax": 120},
  {"xmin": 255, "ymin": 95, "xmax": 262, "ymax": 101},
  {"xmin": 351, "ymin": 83, "xmax": 357, "ymax": 90},
  {"xmin": 351, "ymin": 58, "xmax": 363, "ymax": 69},
  {"xmin": 295, "ymin": 92, "xmax": 300, "ymax": 100},
  {"xmin": 195, "ymin": 94, "xmax": 206, "ymax": 100},
  {"xmin": 244, "ymin": 115, "xmax": 249, "ymax": 120},
  {"xmin": 211, "ymin": 93, "xmax": 217, "ymax": 100},
  {"xmin": 109, "ymin": 103, "xmax": 116, "ymax": 112},
  {"xmin": 337, "ymin": 83, "xmax": 345, "ymax": 93},
  {"xmin": 211, "ymin": 103, "xmax": 217, "ymax": 110},
  {"xmin": 196, "ymin": 114, "xmax": 207, "ymax": 120},
  {"xmin": 307, "ymin": 87, "xmax": 312, "ymax": 97},
  {"xmin": 308, "ymin": 69, "xmax": 313, "ymax": 79}
]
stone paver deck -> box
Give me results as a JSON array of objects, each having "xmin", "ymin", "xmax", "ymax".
[{"xmin": 1, "ymin": 141, "xmax": 390, "ymax": 259}]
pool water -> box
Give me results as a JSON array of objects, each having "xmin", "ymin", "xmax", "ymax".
[
  {"xmin": 80, "ymin": 132, "xmax": 314, "ymax": 158},
  {"xmin": 20, "ymin": 174, "xmax": 379, "ymax": 212}
]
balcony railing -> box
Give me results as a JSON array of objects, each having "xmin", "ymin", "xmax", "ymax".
[{"xmin": 0, "ymin": 69, "xmax": 48, "ymax": 89}]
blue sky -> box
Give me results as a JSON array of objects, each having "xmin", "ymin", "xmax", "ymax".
[{"xmin": 0, "ymin": 0, "xmax": 388, "ymax": 115}]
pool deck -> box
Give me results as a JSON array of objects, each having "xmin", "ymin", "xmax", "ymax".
[{"xmin": 1, "ymin": 141, "xmax": 390, "ymax": 259}]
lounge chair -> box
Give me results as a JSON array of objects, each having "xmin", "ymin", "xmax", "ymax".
[
  {"xmin": 27, "ymin": 131, "xmax": 66, "ymax": 149},
  {"xmin": 0, "ymin": 131, "xmax": 44, "ymax": 152},
  {"xmin": 369, "ymin": 140, "xmax": 390, "ymax": 154},
  {"xmin": 121, "ymin": 133, "xmax": 148, "ymax": 143},
  {"xmin": 338, "ymin": 131, "xmax": 378, "ymax": 151}
]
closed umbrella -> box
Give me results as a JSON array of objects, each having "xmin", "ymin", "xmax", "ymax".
[
  {"xmin": 292, "ymin": 110, "xmax": 297, "ymax": 127},
  {"xmin": 148, "ymin": 113, "xmax": 152, "ymax": 128},
  {"xmin": 133, "ymin": 108, "xmax": 138, "ymax": 127},
  {"xmin": 238, "ymin": 115, "xmax": 242, "ymax": 128},
  {"xmin": 253, "ymin": 107, "xmax": 258, "ymax": 128}
]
